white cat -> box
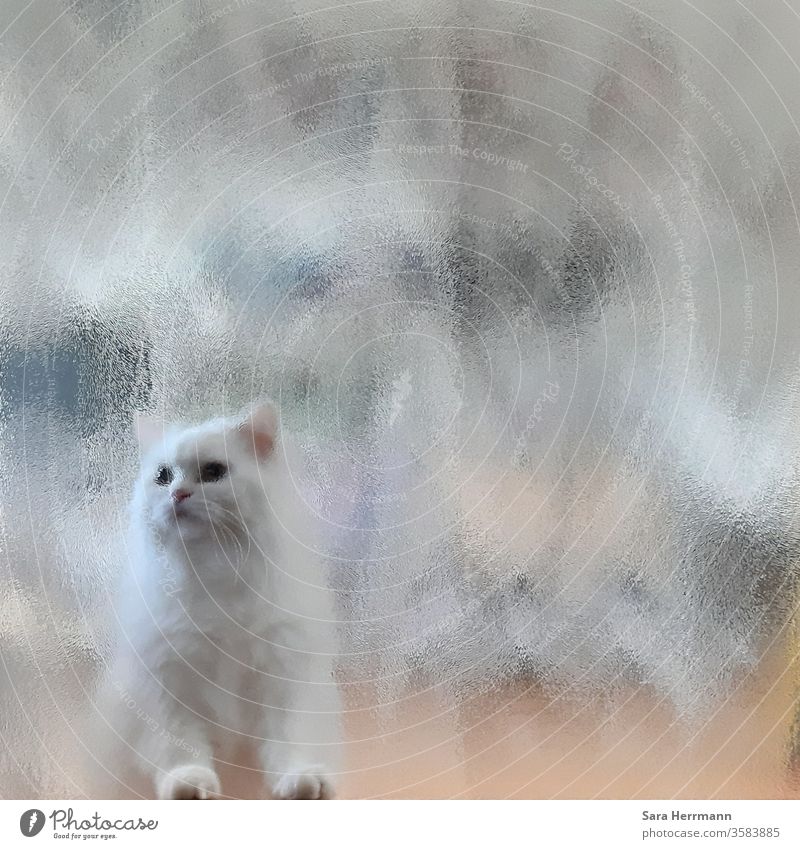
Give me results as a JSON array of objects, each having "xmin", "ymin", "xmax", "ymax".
[{"xmin": 100, "ymin": 402, "xmax": 341, "ymax": 799}]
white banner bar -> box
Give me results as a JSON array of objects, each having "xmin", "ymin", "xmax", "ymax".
[{"xmin": 1, "ymin": 800, "xmax": 798, "ymax": 848}]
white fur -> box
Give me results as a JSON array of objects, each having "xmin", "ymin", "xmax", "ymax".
[{"xmin": 100, "ymin": 402, "xmax": 341, "ymax": 799}]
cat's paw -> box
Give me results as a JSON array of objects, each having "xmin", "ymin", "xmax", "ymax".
[
  {"xmin": 272, "ymin": 770, "xmax": 335, "ymax": 800},
  {"xmin": 157, "ymin": 764, "xmax": 221, "ymax": 800}
]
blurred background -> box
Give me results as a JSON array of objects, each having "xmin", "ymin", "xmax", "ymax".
[{"xmin": 1, "ymin": 0, "xmax": 799, "ymax": 798}]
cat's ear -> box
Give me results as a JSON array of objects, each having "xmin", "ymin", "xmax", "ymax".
[
  {"xmin": 235, "ymin": 400, "xmax": 278, "ymax": 461},
  {"xmin": 133, "ymin": 412, "xmax": 166, "ymax": 452}
]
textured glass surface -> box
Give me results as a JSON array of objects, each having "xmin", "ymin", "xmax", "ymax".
[{"xmin": 1, "ymin": 0, "xmax": 799, "ymax": 798}]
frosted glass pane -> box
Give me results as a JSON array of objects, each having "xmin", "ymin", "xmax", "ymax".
[{"xmin": 1, "ymin": 0, "xmax": 798, "ymax": 799}]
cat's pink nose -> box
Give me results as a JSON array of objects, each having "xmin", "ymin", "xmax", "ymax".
[{"xmin": 171, "ymin": 488, "xmax": 191, "ymax": 504}]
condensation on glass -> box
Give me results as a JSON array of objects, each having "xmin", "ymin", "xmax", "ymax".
[{"xmin": 0, "ymin": 0, "xmax": 798, "ymax": 798}]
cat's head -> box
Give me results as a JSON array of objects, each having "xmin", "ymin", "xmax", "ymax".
[{"xmin": 132, "ymin": 402, "xmax": 278, "ymax": 542}]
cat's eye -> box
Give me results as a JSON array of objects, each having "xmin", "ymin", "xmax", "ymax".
[
  {"xmin": 200, "ymin": 461, "xmax": 227, "ymax": 483},
  {"xmin": 154, "ymin": 465, "xmax": 173, "ymax": 486}
]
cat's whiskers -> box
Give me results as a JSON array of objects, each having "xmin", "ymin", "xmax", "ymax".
[
  {"xmin": 202, "ymin": 502, "xmax": 246, "ymax": 567},
  {"xmin": 214, "ymin": 504, "xmax": 259, "ymax": 585}
]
